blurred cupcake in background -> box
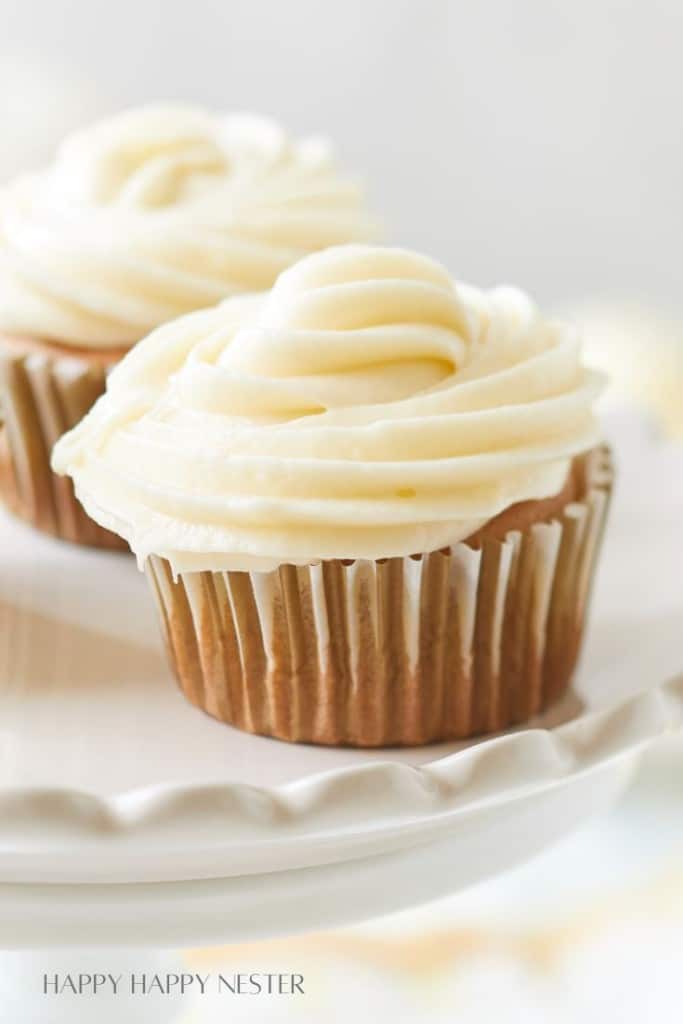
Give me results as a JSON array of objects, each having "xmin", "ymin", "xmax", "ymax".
[
  {"xmin": 54, "ymin": 245, "xmax": 611, "ymax": 746},
  {"xmin": 570, "ymin": 303, "xmax": 683, "ymax": 440},
  {"xmin": 0, "ymin": 104, "xmax": 377, "ymax": 546}
]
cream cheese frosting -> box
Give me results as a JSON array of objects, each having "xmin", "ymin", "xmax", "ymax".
[
  {"xmin": 52, "ymin": 245, "xmax": 604, "ymax": 572},
  {"xmin": 0, "ymin": 105, "xmax": 376, "ymax": 348}
]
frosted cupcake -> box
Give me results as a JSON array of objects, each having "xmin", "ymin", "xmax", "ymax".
[
  {"xmin": 53, "ymin": 245, "xmax": 611, "ymax": 746},
  {"xmin": 0, "ymin": 105, "xmax": 376, "ymax": 546}
]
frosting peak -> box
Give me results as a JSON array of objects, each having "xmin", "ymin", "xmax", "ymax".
[
  {"xmin": 53, "ymin": 245, "xmax": 604, "ymax": 572},
  {"xmin": 52, "ymin": 106, "xmax": 230, "ymax": 209},
  {"xmin": 0, "ymin": 105, "xmax": 377, "ymax": 347},
  {"xmin": 213, "ymin": 246, "xmax": 471, "ymax": 414}
]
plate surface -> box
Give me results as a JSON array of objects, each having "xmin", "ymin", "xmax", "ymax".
[
  {"xmin": 0, "ymin": 413, "xmax": 681, "ymax": 884},
  {"xmin": 0, "ymin": 756, "xmax": 637, "ymax": 947}
]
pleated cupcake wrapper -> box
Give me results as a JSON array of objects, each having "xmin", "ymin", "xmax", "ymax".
[
  {"xmin": 0, "ymin": 346, "xmax": 126, "ymax": 549},
  {"xmin": 145, "ymin": 446, "xmax": 613, "ymax": 747}
]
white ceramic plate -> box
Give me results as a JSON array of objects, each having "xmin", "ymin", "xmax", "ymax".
[
  {"xmin": 0, "ymin": 757, "xmax": 636, "ymax": 948},
  {"xmin": 0, "ymin": 413, "xmax": 681, "ymax": 885}
]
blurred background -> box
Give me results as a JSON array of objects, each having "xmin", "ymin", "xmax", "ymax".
[{"xmin": 2, "ymin": 1, "xmax": 683, "ymax": 1020}]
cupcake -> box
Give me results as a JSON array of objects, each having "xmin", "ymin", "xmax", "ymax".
[
  {"xmin": 0, "ymin": 105, "xmax": 376, "ymax": 546},
  {"xmin": 53, "ymin": 245, "xmax": 611, "ymax": 746}
]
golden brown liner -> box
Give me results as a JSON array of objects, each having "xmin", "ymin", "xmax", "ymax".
[
  {"xmin": 0, "ymin": 339, "xmax": 127, "ymax": 549},
  {"xmin": 146, "ymin": 446, "xmax": 613, "ymax": 747}
]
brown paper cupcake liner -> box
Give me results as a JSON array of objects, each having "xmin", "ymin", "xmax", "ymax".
[
  {"xmin": 146, "ymin": 446, "xmax": 613, "ymax": 747},
  {"xmin": 0, "ymin": 344, "xmax": 127, "ymax": 549}
]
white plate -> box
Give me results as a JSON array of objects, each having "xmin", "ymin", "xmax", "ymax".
[
  {"xmin": 0, "ymin": 756, "xmax": 637, "ymax": 948},
  {"xmin": 0, "ymin": 413, "xmax": 681, "ymax": 885}
]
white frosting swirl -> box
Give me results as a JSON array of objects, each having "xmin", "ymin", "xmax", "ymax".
[
  {"xmin": 0, "ymin": 106, "xmax": 376, "ymax": 348},
  {"xmin": 53, "ymin": 245, "xmax": 604, "ymax": 572}
]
